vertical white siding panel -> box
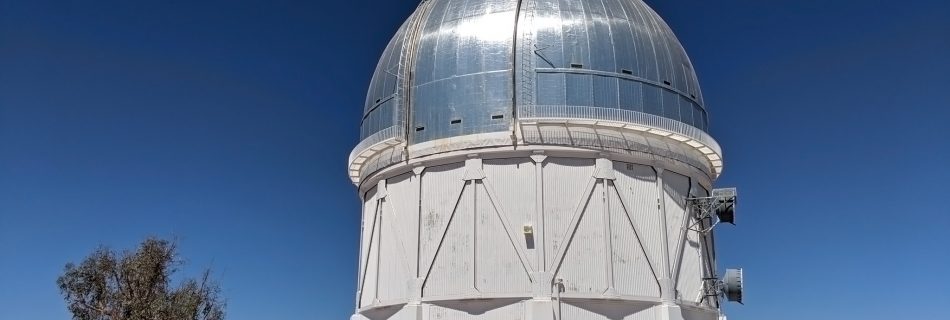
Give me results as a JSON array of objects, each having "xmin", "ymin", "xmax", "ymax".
[
  {"xmin": 556, "ymin": 181, "xmax": 608, "ymax": 294},
  {"xmin": 359, "ymin": 187, "xmax": 379, "ymax": 303},
  {"xmin": 387, "ymin": 173, "xmax": 420, "ymax": 277},
  {"xmin": 419, "ymin": 163, "xmax": 466, "ymax": 284},
  {"xmin": 475, "ymin": 181, "xmax": 532, "ymax": 294},
  {"xmin": 482, "ymin": 158, "xmax": 537, "ymax": 271},
  {"xmin": 608, "ymin": 180, "xmax": 661, "ymax": 297},
  {"xmin": 662, "ymin": 171, "xmax": 690, "ymax": 272},
  {"xmin": 360, "ymin": 191, "xmax": 381, "ymax": 307},
  {"xmin": 424, "ymin": 179, "xmax": 476, "ymax": 297},
  {"xmin": 675, "ymin": 180, "xmax": 711, "ymax": 304},
  {"xmin": 612, "ymin": 163, "xmax": 663, "ymax": 281},
  {"xmin": 542, "ymin": 158, "xmax": 596, "ymax": 268},
  {"xmin": 378, "ymin": 197, "xmax": 413, "ymax": 302},
  {"xmin": 675, "ymin": 227, "xmax": 703, "ymax": 302}
]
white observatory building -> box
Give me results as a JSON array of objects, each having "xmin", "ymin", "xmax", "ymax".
[{"xmin": 348, "ymin": 0, "xmax": 743, "ymax": 319}]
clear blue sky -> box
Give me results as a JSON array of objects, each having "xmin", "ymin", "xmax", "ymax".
[{"xmin": 1, "ymin": 0, "xmax": 948, "ymax": 319}]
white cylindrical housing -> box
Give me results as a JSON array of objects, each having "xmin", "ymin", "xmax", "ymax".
[{"xmin": 353, "ymin": 145, "xmax": 719, "ymax": 320}]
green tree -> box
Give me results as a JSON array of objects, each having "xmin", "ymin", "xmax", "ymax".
[{"xmin": 57, "ymin": 238, "xmax": 225, "ymax": 320}]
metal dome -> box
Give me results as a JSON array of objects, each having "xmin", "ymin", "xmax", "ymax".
[{"xmin": 351, "ymin": 0, "xmax": 721, "ymax": 184}]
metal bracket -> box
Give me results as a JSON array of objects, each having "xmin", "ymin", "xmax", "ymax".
[
  {"xmin": 685, "ymin": 187, "xmax": 737, "ymax": 233},
  {"xmin": 699, "ymin": 277, "xmax": 723, "ymax": 304},
  {"xmin": 700, "ymin": 268, "xmax": 744, "ymax": 305}
]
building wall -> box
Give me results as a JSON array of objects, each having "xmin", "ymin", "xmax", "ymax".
[{"xmin": 354, "ymin": 153, "xmax": 718, "ymax": 320}]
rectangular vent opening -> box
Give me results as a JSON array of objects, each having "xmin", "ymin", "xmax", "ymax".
[
  {"xmin": 570, "ymin": 63, "xmax": 583, "ymax": 68},
  {"xmin": 491, "ymin": 114, "xmax": 504, "ymax": 120},
  {"xmin": 663, "ymin": 80, "xmax": 672, "ymax": 86},
  {"xmin": 415, "ymin": 126, "xmax": 425, "ymax": 132},
  {"xmin": 621, "ymin": 69, "xmax": 633, "ymax": 75},
  {"xmin": 450, "ymin": 119, "xmax": 462, "ymax": 124},
  {"xmin": 375, "ymin": 98, "xmax": 381, "ymax": 103}
]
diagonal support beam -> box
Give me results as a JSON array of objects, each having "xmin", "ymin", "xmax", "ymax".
[
  {"xmin": 610, "ymin": 181, "xmax": 662, "ymax": 292},
  {"xmin": 358, "ymin": 197, "xmax": 382, "ymax": 305},
  {"xmin": 672, "ymin": 181, "xmax": 694, "ymax": 288},
  {"xmin": 421, "ymin": 180, "xmax": 469, "ymax": 288},
  {"xmin": 547, "ymin": 176, "xmax": 598, "ymax": 274},
  {"xmin": 382, "ymin": 199, "xmax": 415, "ymax": 276},
  {"xmin": 481, "ymin": 178, "xmax": 537, "ymax": 279}
]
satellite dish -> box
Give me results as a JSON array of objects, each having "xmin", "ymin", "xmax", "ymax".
[
  {"xmin": 716, "ymin": 197, "xmax": 736, "ymax": 225},
  {"xmin": 723, "ymin": 268, "xmax": 743, "ymax": 304}
]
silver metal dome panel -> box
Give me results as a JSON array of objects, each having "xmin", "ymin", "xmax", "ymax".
[
  {"xmin": 361, "ymin": 0, "xmax": 706, "ymax": 142},
  {"xmin": 352, "ymin": 0, "xmax": 721, "ymax": 184}
]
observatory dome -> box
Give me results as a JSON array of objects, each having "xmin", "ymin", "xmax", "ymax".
[
  {"xmin": 349, "ymin": 2, "xmax": 742, "ymax": 319},
  {"xmin": 350, "ymin": 0, "xmax": 721, "ymax": 184}
]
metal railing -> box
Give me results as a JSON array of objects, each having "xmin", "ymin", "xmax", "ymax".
[
  {"xmin": 348, "ymin": 125, "xmax": 405, "ymax": 167},
  {"xmin": 348, "ymin": 106, "xmax": 725, "ymax": 183},
  {"xmin": 518, "ymin": 105, "xmax": 722, "ymax": 157}
]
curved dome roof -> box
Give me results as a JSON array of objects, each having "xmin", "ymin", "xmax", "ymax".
[{"xmin": 352, "ymin": 0, "xmax": 719, "ymax": 183}]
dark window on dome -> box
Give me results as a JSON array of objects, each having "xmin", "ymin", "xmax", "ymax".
[
  {"xmin": 663, "ymin": 80, "xmax": 672, "ymax": 86},
  {"xmin": 415, "ymin": 126, "xmax": 425, "ymax": 132},
  {"xmin": 491, "ymin": 114, "xmax": 504, "ymax": 120},
  {"xmin": 570, "ymin": 63, "xmax": 583, "ymax": 69},
  {"xmin": 450, "ymin": 119, "xmax": 461, "ymax": 125},
  {"xmin": 621, "ymin": 69, "xmax": 633, "ymax": 75}
]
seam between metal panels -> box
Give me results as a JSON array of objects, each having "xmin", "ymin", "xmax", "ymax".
[
  {"xmin": 413, "ymin": 70, "xmax": 512, "ymax": 87},
  {"xmin": 360, "ymin": 94, "xmax": 398, "ymax": 124},
  {"xmin": 512, "ymin": 0, "xmax": 525, "ymax": 135},
  {"xmin": 399, "ymin": 0, "xmax": 438, "ymax": 146},
  {"xmin": 627, "ymin": 1, "xmax": 660, "ymax": 96}
]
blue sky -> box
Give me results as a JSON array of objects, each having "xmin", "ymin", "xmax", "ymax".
[{"xmin": 1, "ymin": 0, "xmax": 948, "ymax": 319}]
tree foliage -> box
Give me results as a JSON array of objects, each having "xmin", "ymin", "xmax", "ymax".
[{"xmin": 57, "ymin": 238, "xmax": 225, "ymax": 320}]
